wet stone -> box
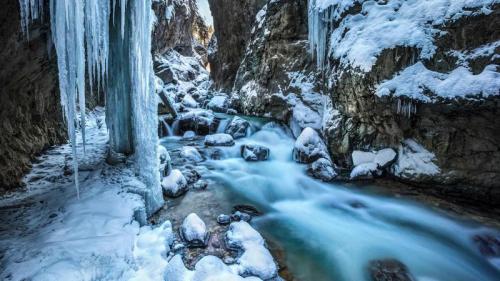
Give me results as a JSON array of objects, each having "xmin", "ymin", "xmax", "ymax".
[
  {"xmin": 217, "ymin": 214, "xmax": 231, "ymax": 225},
  {"xmin": 369, "ymin": 259, "xmax": 416, "ymax": 281},
  {"xmin": 241, "ymin": 144, "xmax": 270, "ymax": 161}
]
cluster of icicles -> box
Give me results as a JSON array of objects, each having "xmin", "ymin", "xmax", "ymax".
[{"xmin": 19, "ymin": 0, "xmax": 160, "ymax": 209}]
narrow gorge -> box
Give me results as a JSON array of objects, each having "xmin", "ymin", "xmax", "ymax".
[{"xmin": 0, "ymin": 1, "xmax": 499, "ymax": 281}]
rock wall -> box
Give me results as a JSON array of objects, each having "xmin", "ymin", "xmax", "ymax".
[
  {"xmin": 0, "ymin": 0, "xmax": 66, "ymax": 191},
  {"xmin": 207, "ymin": 0, "xmax": 266, "ymax": 91}
]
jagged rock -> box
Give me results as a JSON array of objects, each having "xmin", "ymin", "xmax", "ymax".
[
  {"xmin": 178, "ymin": 109, "xmax": 216, "ymax": 135},
  {"xmin": 205, "ymin": 134, "xmax": 235, "ymax": 147},
  {"xmin": 181, "ymin": 213, "xmax": 209, "ymax": 248},
  {"xmin": 293, "ymin": 127, "xmax": 330, "ymax": 164},
  {"xmin": 225, "ymin": 116, "xmax": 251, "ymax": 139},
  {"xmin": 162, "ymin": 169, "xmax": 188, "ymax": 198},
  {"xmin": 241, "ymin": 145, "xmax": 270, "ymax": 161},
  {"xmin": 307, "ymin": 158, "xmax": 337, "ymax": 182},
  {"xmin": 180, "ymin": 146, "xmax": 203, "ymax": 163},
  {"xmin": 369, "ymin": 259, "xmax": 416, "ymax": 281}
]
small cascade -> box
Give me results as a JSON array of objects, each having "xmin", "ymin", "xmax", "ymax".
[
  {"xmin": 171, "ymin": 119, "xmax": 180, "ymax": 136},
  {"xmin": 216, "ymin": 118, "xmax": 230, "ymax": 133}
]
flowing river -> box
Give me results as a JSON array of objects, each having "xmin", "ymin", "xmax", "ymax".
[{"xmin": 160, "ymin": 114, "xmax": 500, "ymax": 281}]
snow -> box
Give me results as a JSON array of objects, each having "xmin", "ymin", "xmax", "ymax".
[
  {"xmin": 352, "ymin": 151, "xmax": 376, "ymax": 166},
  {"xmin": 352, "ymin": 148, "xmax": 397, "ymax": 168},
  {"xmin": 391, "ymin": 139, "xmax": 441, "ymax": 180},
  {"xmin": 293, "ymin": 127, "xmax": 330, "ymax": 163},
  {"xmin": 161, "ymin": 169, "xmax": 188, "ymax": 197},
  {"xmin": 226, "ymin": 222, "xmax": 278, "ymax": 280},
  {"xmin": 182, "ymin": 94, "xmax": 200, "ymax": 108},
  {"xmin": 376, "ymin": 62, "xmax": 500, "ymax": 102},
  {"xmin": 181, "ymin": 213, "xmax": 208, "ymax": 245},
  {"xmin": 181, "ymin": 146, "xmax": 204, "ymax": 162},
  {"xmin": 205, "ymin": 133, "xmax": 235, "ymax": 147},
  {"xmin": 308, "ymin": 0, "xmax": 500, "ymax": 71},
  {"xmin": 350, "ymin": 162, "xmax": 379, "ymax": 179},
  {"xmin": 207, "ymin": 95, "xmax": 228, "ymax": 111}
]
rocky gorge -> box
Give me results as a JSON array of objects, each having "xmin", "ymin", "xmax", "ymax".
[{"xmin": 0, "ymin": 0, "xmax": 499, "ymax": 280}]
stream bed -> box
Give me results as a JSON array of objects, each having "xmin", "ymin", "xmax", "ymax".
[{"xmin": 157, "ymin": 114, "xmax": 500, "ymax": 281}]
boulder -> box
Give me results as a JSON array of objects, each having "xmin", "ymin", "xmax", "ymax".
[
  {"xmin": 180, "ymin": 146, "xmax": 203, "ymax": 163},
  {"xmin": 241, "ymin": 145, "xmax": 270, "ymax": 161},
  {"xmin": 369, "ymin": 259, "xmax": 416, "ymax": 281},
  {"xmin": 178, "ymin": 109, "xmax": 216, "ymax": 135},
  {"xmin": 181, "ymin": 167, "xmax": 201, "ymax": 184},
  {"xmin": 217, "ymin": 214, "xmax": 231, "ymax": 225},
  {"xmin": 293, "ymin": 127, "xmax": 330, "ymax": 164},
  {"xmin": 192, "ymin": 180, "xmax": 208, "ymax": 191},
  {"xmin": 390, "ymin": 139, "xmax": 440, "ymax": 182},
  {"xmin": 225, "ymin": 116, "xmax": 251, "ymax": 139},
  {"xmin": 307, "ymin": 158, "xmax": 337, "ymax": 182},
  {"xmin": 162, "ymin": 169, "xmax": 188, "ymax": 198},
  {"xmin": 205, "ymin": 133, "xmax": 235, "ymax": 147},
  {"xmin": 350, "ymin": 163, "xmax": 380, "ymax": 180},
  {"xmin": 182, "ymin": 130, "xmax": 196, "ymax": 140},
  {"xmin": 181, "ymin": 213, "xmax": 209, "ymax": 248},
  {"xmin": 182, "ymin": 94, "xmax": 199, "ymax": 108},
  {"xmin": 207, "ymin": 95, "xmax": 228, "ymax": 112}
]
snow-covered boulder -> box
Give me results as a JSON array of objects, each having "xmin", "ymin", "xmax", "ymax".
[
  {"xmin": 162, "ymin": 169, "xmax": 188, "ymax": 198},
  {"xmin": 205, "ymin": 133, "xmax": 235, "ymax": 147},
  {"xmin": 293, "ymin": 127, "xmax": 330, "ymax": 164},
  {"xmin": 183, "ymin": 131, "xmax": 196, "ymax": 140},
  {"xmin": 182, "ymin": 94, "xmax": 199, "ymax": 108},
  {"xmin": 178, "ymin": 109, "xmax": 216, "ymax": 135},
  {"xmin": 391, "ymin": 139, "xmax": 440, "ymax": 181},
  {"xmin": 207, "ymin": 95, "xmax": 228, "ymax": 112},
  {"xmin": 158, "ymin": 145, "xmax": 172, "ymax": 177},
  {"xmin": 180, "ymin": 146, "xmax": 203, "ymax": 163},
  {"xmin": 374, "ymin": 148, "xmax": 398, "ymax": 168},
  {"xmin": 307, "ymin": 158, "xmax": 338, "ymax": 182},
  {"xmin": 350, "ymin": 162, "xmax": 380, "ymax": 180},
  {"xmin": 226, "ymin": 221, "xmax": 278, "ymax": 280},
  {"xmin": 225, "ymin": 116, "xmax": 251, "ymax": 139},
  {"xmin": 192, "ymin": 180, "xmax": 208, "ymax": 191},
  {"xmin": 241, "ymin": 145, "xmax": 270, "ymax": 161},
  {"xmin": 181, "ymin": 213, "xmax": 209, "ymax": 248}
]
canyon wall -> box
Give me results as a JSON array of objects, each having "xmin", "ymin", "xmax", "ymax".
[{"xmin": 0, "ymin": 0, "xmax": 66, "ymax": 191}]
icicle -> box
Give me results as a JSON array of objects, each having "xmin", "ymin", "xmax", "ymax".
[
  {"xmin": 19, "ymin": 0, "xmax": 44, "ymax": 38},
  {"xmin": 308, "ymin": 0, "xmax": 336, "ymax": 69}
]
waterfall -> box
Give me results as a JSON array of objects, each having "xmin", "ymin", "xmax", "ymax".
[{"xmin": 20, "ymin": 0, "xmax": 164, "ymax": 215}]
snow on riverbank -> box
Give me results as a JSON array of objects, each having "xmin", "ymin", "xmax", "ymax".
[{"xmin": 0, "ymin": 109, "xmax": 169, "ymax": 280}]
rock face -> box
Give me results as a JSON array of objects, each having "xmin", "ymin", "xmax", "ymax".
[
  {"xmin": 207, "ymin": 0, "xmax": 266, "ymax": 91},
  {"xmin": 0, "ymin": 0, "xmax": 66, "ymax": 190}
]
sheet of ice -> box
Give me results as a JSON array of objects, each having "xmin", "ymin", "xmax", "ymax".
[{"xmin": 376, "ymin": 62, "xmax": 500, "ymax": 102}]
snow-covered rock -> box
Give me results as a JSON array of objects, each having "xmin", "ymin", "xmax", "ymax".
[
  {"xmin": 158, "ymin": 145, "xmax": 172, "ymax": 177},
  {"xmin": 207, "ymin": 95, "xmax": 229, "ymax": 112},
  {"xmin": 293, "ymin": 127, "xmax": 330, "ymax": 164},
  {"xmin": 307, "ymin": 158, "xmax": 337, "ymax": 182},
  {"xmin": 352, "ymin": 151, "xmax": 377, "ymax": 167},
  {"xmin": 183, "ymin": 130, "xmax": 196, "ymax": 140},
  {"xmin": 241, "ymin": 145, "xmax": 270, "ymax": 162},
  {"xmin": 352, "ymin": 148, "xmax": 397, "ymax": 168},
  {"xmin": 161, "ymin": 169, "xmax": 188, "ymax": 198},
  {"xmin": 225, "ymin": 116, "xmax": 251, "ymax": 139},
  {"xmin": 350, "ymin": 162, "xmax": 380, "ymax": 180},
  {"xmin": 178, "ymin": 109, "xmax": 216, "ymax": 135},
  {"xmin": 180, "ymin": 146, "xmax": 203, "ymax": 163},
  {"xmin": 205, "ymin": 133, "xmax": 235, "ymax": 147},
  {"xmin": 391, "ymin": 139, "xmax": 440, "ymax": 181},
  {"xmin": 181, "ymin": 213, "xmax": 209, "ymax": 248},
  {"xmin": 226, "ymin": 221, "xmax": 278, "ymax": 280},
  {"xmin": 182, "ymin": 94, "xmax": 199, "ymax": 108}
]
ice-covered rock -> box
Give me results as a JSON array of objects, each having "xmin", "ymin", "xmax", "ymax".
[
  {"xmin": 241, "ymin": 145, "xmax": 270, "ymax": 161},
  {"xmin": 352, "ymin": 151, "xmax": 377, "ymax": 167},
  {"xmin": 180, "ymin": 146, "xmax": 203, "ymax": 163},
  {"xmin": 205, "ymin": 134, "xmax": 235, "ymax": 147},
  {"xmin": 181, "ymin": 213, "xmax": 209, "ymax": 248},
  {"xmin": 293, "ymin": 127, "xmax": 330, "ymax": 164},
  {"xmin": 217, "ymin": 214, "xmax": 231, "ymax": 225},
  {"xmin": 207, "ymin": 95, "xmax": 228, "ymax": 112},
  {"xmin": 307, "ymin": 158, "xmax": 337, "ymax": 182},
  {"xmin": 391, "ymin": 139, "xmax": 440, "ymax": 181},
  {"xmin": 183, "ymin": 130, "xmax": 196, "ymax": 140},
  {"xmin": 350, "ymin": 162, "xmax": 380, "ymax": 180},
  {"xmin": 225, "ymin": 116, "xmax": 251, "ymax": 139},
  {"xmin": 162, "ymin": 169, "xmax": 188, "ymax": 198},
  {"xmin": 182, "ymin": 94, "xmax": 199, "ymax": 108},
  {"xmin": 158, "ymin": 145, "xmax": 172, "ymax": 177},
  {"xmin": 374, "ymin": 148, "xmax": 398, "ymax": 168},
  {"xmin": 178, "ymin": 109, "xmax": 216, "ymax": 135},
  {"xmin": 226, "ymin": 221, "xmax": 278, "ymax": 280},
  {"xmin": 192, "ymin": 180, "xmax": 208, "ymax": 191}
]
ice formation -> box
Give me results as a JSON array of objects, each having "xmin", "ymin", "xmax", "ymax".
[{"xmin": 20, "ymin": 0, "xmax": 163, "ymax": 214}]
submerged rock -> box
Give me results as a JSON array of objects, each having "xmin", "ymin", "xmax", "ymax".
[
  {"xmin": 307, "ymin": 158, "xmax": 338, "ymax": 182},
  {"xmin": 162, "ymin": 169, "xmax": 188, "ymax": 198},
  {"xmin": 369, "ymin": 259, "xmax": 416, "ymax": 281},
  {"xmin": 225, "ymin": 116, "xmax": 251, "ymax": 139},
  {"xmin": 241, "ymin": 145, "xmax": 270, "ymax": 161},
  {"xmin": 293, "ymin": 127, "xmax": 330, "ymax": 164},
  {"xmin": 181, "ymin": 213, "xmax": 209, "ymax": 248},
  {"xmin": 205, "ymin": 133, "xmax": 235, "ymax": 147}
]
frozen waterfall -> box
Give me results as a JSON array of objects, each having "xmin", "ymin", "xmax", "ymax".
[{"xmin": 19, "ymin": 0, "xmax": 163, "ymax": 215}]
